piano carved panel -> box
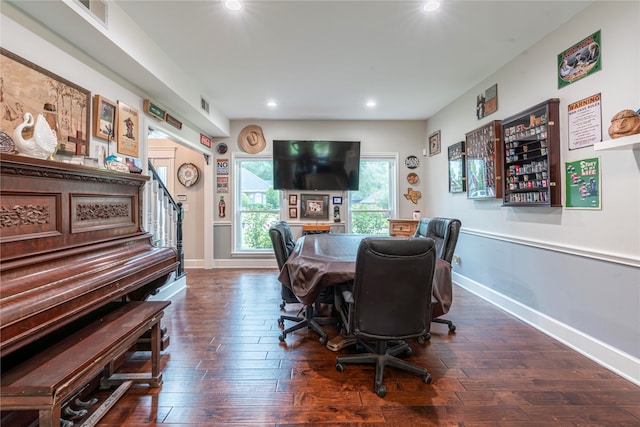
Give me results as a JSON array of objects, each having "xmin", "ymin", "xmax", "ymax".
[
  {"xmin": 0, "ymin": 192, "xmax": 61, "ymax": 242},
  {"xmin": 71, "ymin": 195, "xmax": 135, "ymax": 233}
]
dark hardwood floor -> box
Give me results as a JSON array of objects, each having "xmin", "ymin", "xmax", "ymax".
[{"xmin": 95, "ymin": 268, "xmax": 639, "ymax": 426}]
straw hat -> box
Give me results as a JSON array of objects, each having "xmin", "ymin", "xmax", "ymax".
[{"xmin": 238, "ymin": 125, "xmax": 266, "ymax": 154}]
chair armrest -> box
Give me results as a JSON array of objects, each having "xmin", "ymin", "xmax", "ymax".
[
  {"xmin": 336, "ymin": 282, "xmax": 354, "ymax": 304},
  {"xmin": 342, "ymin": 289, "xmax": 354, "ymax": 304}
]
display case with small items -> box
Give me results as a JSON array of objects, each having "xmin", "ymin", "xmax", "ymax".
[
  {"xmin": 465, "ymin": 120, "xmax": 502, "ymax": 200},
  {"xmin": 501, "ymin": 98, "xmax": 561, "ymax": 206}
]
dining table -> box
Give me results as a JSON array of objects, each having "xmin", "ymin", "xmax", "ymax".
[{"xmin": 277, "ymin": 233, "xmax": 453, "ymax": 319}]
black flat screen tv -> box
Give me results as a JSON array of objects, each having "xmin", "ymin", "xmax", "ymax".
[{"xmin": 273, "ymin": 140, "xmax": 360, "ymax": 191}]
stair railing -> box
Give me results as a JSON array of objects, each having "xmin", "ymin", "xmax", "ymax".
[{"xmin": 146, "ymin": 161, "xmax": 184, "ymax": 277}]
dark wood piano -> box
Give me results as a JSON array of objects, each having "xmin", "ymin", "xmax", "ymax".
[{"xmin": 0, "ymin": 154, "xmax": 179, "ymax": 427}]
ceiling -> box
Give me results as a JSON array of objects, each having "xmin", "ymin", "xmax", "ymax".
[
  {"xmin": 8, "ymin": 1, "xmax": 592, "ymax": 132},
  {"xmin": 114, "ymin": 0, "xmax": 590, "ymax": 122}
]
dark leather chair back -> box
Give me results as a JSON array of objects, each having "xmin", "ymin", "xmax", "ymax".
[
  {"xmin": 269, "ymin": 221, "xmax": 298, "ymax": 305},
  {"xmin": 351, "ymin": 237, "xmax": 436, "ymax": 340},
  {"xmin": 269, "ymin": 221, "xmax": 296, "ymax": 270},
  {"xmin": 414, "ymin": 217, "xmax": 461, "ymax": 263}
]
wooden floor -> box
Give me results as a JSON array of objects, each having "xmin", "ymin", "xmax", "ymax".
[{"xmin": 93, "ymin": 268, "xmax": 639, "ymax": 426}]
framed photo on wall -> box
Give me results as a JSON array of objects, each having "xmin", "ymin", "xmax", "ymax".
[
  {"xmin": 93, "ymin": 95, "xmax": 118, "ymax": 141},
  {"xmin": 289, "ymin": 207, "xmax": 298, "ymax": 218},
  {"xmin": 1, "ymin": 48, "xmax": 91, "ymax": 156},
  {"xmin": 289, "ymin": 194, "xmax": 298, "ymax": 205},
  {"xmin": 300, "ymin": 194, "xmax": 329, "ymax": 219},
  {"xmin": 429, "ymin": 130, "xmax": 441, "ymax": 156},
  {"xmin": 117, "ymin": 101, "xmax": 139, "ymax": 157}
]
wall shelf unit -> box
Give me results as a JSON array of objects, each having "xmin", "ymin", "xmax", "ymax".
[
  {"xmin": 501, "ymin": 98, "xmax": 561, "ymax": 207},
  {"xmin": 593, "ymin": 133, "xmax": 640, "ymax": 151}
]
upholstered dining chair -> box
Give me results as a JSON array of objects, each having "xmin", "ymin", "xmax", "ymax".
[
  {"xmin": 335, "ymin": 237, "xmax": 437, "ymax": 397},
  {"xmin": 269, "ymin": 221, "xmax": 335, "ymax": 344},
  {"xmin": 414, "ymin": 217, "xmax": 461, "ymax": 334}
]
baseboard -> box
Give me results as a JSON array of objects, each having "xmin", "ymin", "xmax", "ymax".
[
  {"xmin": 208, "ymin": 259, "xmax": 277, "ymax": 269},
  {"xmin": 453, "ymin": 272, "xmax": 640, "ymax": 387},
  {"xmin": 184, "ymin": 258, "xmax": 204, "ymax": 269},
  {"xmin": 148, "ymin": 273, "xmax": 187, "ymax": 301}
]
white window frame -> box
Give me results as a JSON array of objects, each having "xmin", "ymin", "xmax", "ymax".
[
  {"xmin": 233, "ymin": 153, "xmax": 281, "ymax": 253},
  {"xmin": 347, "ymin": 153, "xmax": 398, "ymax": 234}
]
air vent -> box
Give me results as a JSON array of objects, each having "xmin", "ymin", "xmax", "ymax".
[
  {"xmin": 77, "ymin": 0, "xmax": 108, "ymax": 26},
  {"xmin": 201, "ymin": 97, "xmax": 210, "ymax": 114}
]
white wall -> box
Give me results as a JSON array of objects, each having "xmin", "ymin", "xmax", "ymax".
[
  {"xmin": 423, "ymin": 1, "xmax": 640, "ymax": 384},
  {"xmin": 423, "ymin": 1, "xmax": 639, "ymax": 261},
  {"xmin": 210, "ymin": 119, "xmax": 427, "ymax": 262}
]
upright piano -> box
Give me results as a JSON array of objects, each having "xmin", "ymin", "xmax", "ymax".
[{"xmin": 0, "ymin": 153, "xmax": 179, "ymax": 425}]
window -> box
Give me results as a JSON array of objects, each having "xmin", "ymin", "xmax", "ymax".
[
  {"xmin": 234, "ymin": 156, "xmax": 281, "ymax": 252},
  {"xmin": 348, "ymin": 155, "xmax": 397, "ymax": 234}
]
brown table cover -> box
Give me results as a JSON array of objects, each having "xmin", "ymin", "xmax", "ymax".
[{"xmin": 277, "ymin": 234, "xmax": 452, "ymax": 318}]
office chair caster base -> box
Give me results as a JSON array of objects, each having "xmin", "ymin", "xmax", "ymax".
[
  {"xmin": 335, "ymin": 362, "xmax": 344, "ymax": 372},
  {"xmin": 418, "ymin": 332, "xmax": 431, "ymax": 344},
  {"xmin": 319, "ymin": 335, "xmax": 328, "ymax": 345},
  {"xmin": 279, "ymin": 333, "xmax": 286, "ymax": 342},
  {"xmin": 277, "ymin": 318, "xmax": 284, "ymax": 326},
  {"xmin": 423, "ymin": 373, "xmax": 432, "ymax": 384},
  {"xmin": 449, "ymin": 324, "xmax": 456, "ymax": 332},
  {"xmin": 279, "ymin": 301, "xmax": 286, "ymax": 310},
  {"xmin": 375, "ymin": 384, "xmax": 387, "ymax": 398}
]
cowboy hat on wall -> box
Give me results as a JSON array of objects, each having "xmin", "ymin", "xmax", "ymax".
[{"xmin": 238, "ymin": 125, "xmax": 266, "ymax": 154}]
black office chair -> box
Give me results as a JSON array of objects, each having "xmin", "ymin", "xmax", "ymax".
[
  {"xmin": 335, "ymin": 237, "xmax": 437, "ymax": 397},
  {"xmin": 269, "ymin": 221, "xmax": 300, "ymax": 310},
  {"xmin": 414, "ymin": 217, "xmax": 461, "ymax": 333},
  {"xmin": 269, "ymin": 221, "xmax": 335, "ymax": 344}
]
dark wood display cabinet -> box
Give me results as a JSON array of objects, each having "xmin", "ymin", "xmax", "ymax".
[
  {"xmin": 465, "ymin": 120, "xmax": 502, "ymax": 200},
  {"xmin": 501, "ymin": 98, "xmax": 561, "ymax": 207}
]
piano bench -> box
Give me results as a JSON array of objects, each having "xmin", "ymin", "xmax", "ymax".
[{"xmin": 0, "ymin": 300, "xmax": 170, "ymax": 427}]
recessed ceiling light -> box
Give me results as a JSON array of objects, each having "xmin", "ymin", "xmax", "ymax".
[
  {"xmin": 225, "ymin": 0, "xmax": 242, "ymax": 11},
  {"xmin": 366, "ymin": 100, "xmax": 377, "ymax": 108},
  {"xmin": 422, "ymin": 1, "xmax": 441, "ymax": 12},
  {"xmin": 267, "ymin": 100, "xmax": 278, "ymax": 108}
]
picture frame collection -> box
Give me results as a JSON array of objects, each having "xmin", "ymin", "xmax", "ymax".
[{"xmin": 0, "ymin": 48, "xmax": 190, "ymax": 162}]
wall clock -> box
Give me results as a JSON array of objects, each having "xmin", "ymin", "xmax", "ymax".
[
  {"xmin": 405, "ymin": 155, "xmax": 420, "ymax": 169},
  {"xmin": 177, "ymin": 162, "xmax": 200, "ymax": 188}
]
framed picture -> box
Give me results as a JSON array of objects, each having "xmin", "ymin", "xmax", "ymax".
[
  {"xmin": 332, "ymin": 196, "xmax": 342, "ymax": 205},
  {"xmin": 289, "ymin": 194, "xmax": 298, "ymax": 206},
  {"xmin": 476, "ymin": 83, "xmax": 498, "ymax": 119},
  {"xmin": 565, "ymin": 157, "xmax": 601, "ymax": 209},
  {"xmin": 558, "ymin": 30, "xmax": 601, "ymax": 89},
  {"xmin": 117, "ymin": 101, "xmax": 139, "ymax": 157},
  {"xmin": 429, "ymin": 130, "xmax": 441, "ymax": 156},
  {"xmin": 289, "ymin": 207, "xmax": 298, "ymax": 218},
  {"xmin": 0, "ymin": 48, "xmax": 91, "ymax": 156},
  {"xmin": 448, "ymin": 141, "xmax": 466, "ymax": 193},
  {"xmin": 93, "ymin": 95, "xmax": 118, "ymax": 141},
  {"xmin": 300, "ymin": 194, "xmax": 329, "ymax": 219}
]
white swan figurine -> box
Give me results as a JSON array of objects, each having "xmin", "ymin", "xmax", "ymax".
[{"xmin": 12, "ymin": 112, "xmax": 58, "ymax": 159}]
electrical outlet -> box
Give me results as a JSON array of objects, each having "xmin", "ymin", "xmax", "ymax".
[{"xmin": 453, "ymin": 255, "xmax": 461, "ymax": 265}]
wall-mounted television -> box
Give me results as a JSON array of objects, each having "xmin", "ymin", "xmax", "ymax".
[{"xmin": 273, "ymin": 140, "xmax": 360, "ymax": 191}]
